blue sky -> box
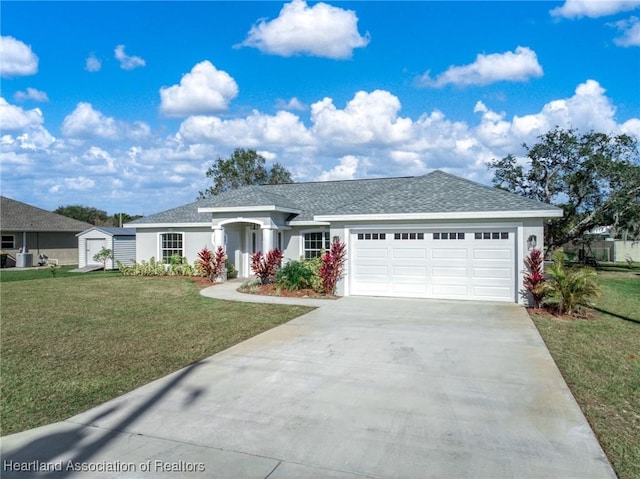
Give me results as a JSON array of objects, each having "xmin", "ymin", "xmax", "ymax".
[{"xmin": 1, "ymin": 0, "xmax": 639, "ymax": 215}]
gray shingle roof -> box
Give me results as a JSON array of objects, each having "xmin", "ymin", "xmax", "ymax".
[
  {"xmin": 131, "ymin": 171, "xmax": 561, "ymax": 225},
  {"xmin": 0, "ymin": 196, "xmax": 93, "ymax": 232},
  {"xmin": 199, "ymin": 186, "xmax": 302, "ymax": 211},
  {"xmin": 128, "ymin": 200, "xmax": 210, "ymax": 225},
  {"xmin": 324, "ymin": 170, "xmax": 558, "ymax": 216}
]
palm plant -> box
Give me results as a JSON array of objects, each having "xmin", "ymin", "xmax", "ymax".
[{"xmin": 539, "ymin": 249, "xmax": 600, "ymax": 315}]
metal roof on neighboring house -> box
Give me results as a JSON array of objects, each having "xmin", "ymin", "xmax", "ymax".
[
  {"xmin": 77, "ymin": 227, "xmax": 136, "ymax": 237},
  {"xmin": 0, "ymin": 196, "xmax": 93, "ymax": 232},
  {"xmin": 130, "ymin": 170, "xmax": 562, "ymax": 226}
]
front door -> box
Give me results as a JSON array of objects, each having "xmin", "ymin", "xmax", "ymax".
[{"xmin": 244, "ymin": 226, "xmax": 262, "ymax": 277}]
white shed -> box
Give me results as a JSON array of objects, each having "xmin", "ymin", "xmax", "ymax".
[{"xmin": 77, "ymin": 227, "xmax": 136, "ymax": 269}]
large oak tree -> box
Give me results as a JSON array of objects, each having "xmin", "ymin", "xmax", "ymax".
[{"xmin": 488, "ymin": 128, "xmax": 639, "ymax": 251}]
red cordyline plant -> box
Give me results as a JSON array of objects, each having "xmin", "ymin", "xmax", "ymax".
[
  {"xmin": 523, "ymin": 248, "xmax": 545, "ymax": 308},
  {"xmin": 213, "ymin": 245, "xmax": 227, "ymax": 280},
  {"xmin": 320, "ymin": 237, "xmax": 346, "ymax": 295},
  {"xmin": 196, "ymin": 247, "xmax": 214, "ymax": 280},
  {"xmin": 251, "ymin": 248, "xmax": 283, "ymax": 284},
  {"xmin": 196, "ymin": 245, "xmax": 227, "ymax": 281}
]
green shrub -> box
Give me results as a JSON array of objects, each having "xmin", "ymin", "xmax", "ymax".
[
  {"xmin": 168, "ymin": 262, "xmax": 195, "ymax": 276},
  {"xmin": 540, "ymin": 249, "xmax": 600, "ymax": 315},
  {"xmin": 118, "ymin": 257, "xmax": 167, "ymax": 276},
  {"xmin": 276, "ymin": 258, "xmax": 322, "ymax": 291}
]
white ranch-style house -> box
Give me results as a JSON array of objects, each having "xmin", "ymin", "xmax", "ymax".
[{"xmin": 128, "ymin": 170, "xmax": 562, "ymax": 304}]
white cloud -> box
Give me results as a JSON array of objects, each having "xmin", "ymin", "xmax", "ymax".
[
  {"xmin": 61, "ymin": 102, "xmax": 151, "ymax": 141},
  {"xmin": 239, "ymin": 0, "xmax": 370, "ymax": 59},
  {"xmin": 311, "ymin": 90, "xmax": 413, "ymax": 146},
  {"xmin": 0, "ymin": 98, "xmax": 55, "ymax": 151},
  {"xmin": 62, "ymin": 103, "xmax": 119, "ymax": 139},
  {"xmin": 179, "ymin": 109, "xmax": 313, "ymax": 147},
  {"xmin": 14, "ymin": 87, "xmax": 49, "ymax": 102},
  {"xmin": 610, "ymin": 16, "xmax": 640, "ymax": 46},
  {"xmin": 0, "ymin": 36, "xmax": 38, "ymax": 78},
  {"xmin": 509, "ymin": 80, "xmax": 618, "ymax": 138},
  {"xmin": 114, "ymin": 45, "xmax": 146, "ymax": 70},
  {"xmin": 61, "ymin": 176, "xmax": 97, "ymax": 192},
  {"xmin": 71, "ymin": 147, "xmax": 117, "ymax": 174},
  {"xmin": 551, "ymin": 0, "xmax": 640, "ymax": 19},
  {"xmin": 85, "ymin": 53, "xmax": 102, "ymax": 72},
  {"xmin": 275, "ymin": 97, "xmax": 306, "ymax": 111},
  {"xmin": 317, "ymin": 155, "xmax": 360, "ymax": 181},
  {"xmin": 416, "ymin": 47, "xmax": 543, "ymax": 88},
  {"xmin": 159, "ymin": 61, "xmax": 239, "ymax": 117},
  {"xmin": 621, "ymin": 118, "xmax": 640, "ymax": 136},
  {"xmin": 0, "ymin": 97, "xmax": 44, "ymax": 130}
]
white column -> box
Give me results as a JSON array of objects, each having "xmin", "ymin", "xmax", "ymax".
[
  {"xmin": 212, "ymin": 227, "xmax": 225, "ymax": 250},
  {"xmin": 262, "ymin": 227, "xmax": 274, "ymax": 252}
]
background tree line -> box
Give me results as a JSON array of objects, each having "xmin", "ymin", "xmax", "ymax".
[{"xmin": 53, "ymin": 205, "xmax": 142, "ymax": 227}]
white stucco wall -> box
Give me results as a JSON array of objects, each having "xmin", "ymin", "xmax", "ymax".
[{"xmin": 135, "ymin": 227, "xmax": 213, "ymax": 265}]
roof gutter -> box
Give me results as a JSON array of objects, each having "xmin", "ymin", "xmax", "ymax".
[{"xmin": 314, "ymin": 209, "xmax": 564, "ymax": 222}]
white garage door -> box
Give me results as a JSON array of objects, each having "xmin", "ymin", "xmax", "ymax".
[{"xmin": 350, "ymin": 229, "xmax": 516, "ymax": 302}]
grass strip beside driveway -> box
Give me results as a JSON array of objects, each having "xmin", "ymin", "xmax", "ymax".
[
  {"xmin": 1, "ymin": 274, "xmax": 313, "ymax": 436},
  {"xmin": 531, "ymin": 272, "xmax": 640, "ymax": 479}
]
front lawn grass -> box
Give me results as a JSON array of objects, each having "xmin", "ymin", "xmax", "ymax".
[
  {"xmin": 0, "ymin": 274, "xmax": 313, "ymax": 436},
  {"xmin": 531, "ymin": 271, "xmax": 640, "ymax": 479}
]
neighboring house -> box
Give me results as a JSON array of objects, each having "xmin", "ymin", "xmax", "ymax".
[
  {"xmin": 0, "ymin": 196, "xmax": 92, "ymax": 267},
  {"xmin": 76, "ymin": 227, "xmax": 136, "ymax": 269},
  {"xmin": 128, "ymin": 170, "xmax": 562, "ymax": 304},
  {"xmin": 563, "ymin": 226, "xmax": 640, "ymax": 263}
]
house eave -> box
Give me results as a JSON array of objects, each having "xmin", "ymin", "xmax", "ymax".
[
  {"xmin": 287, "ymin": 220, "xmax": 331, "ymax": 227},
  {"xmin": 314, "ymin": 209, "xmax": 564, "ymax": 222},
  {"xmin": 198, "ymin": 205, "xmax": 302, "ymax": 215},
  {"xmin": 123, "ymin": 222, "xmax": 211, "ymax": 228}
]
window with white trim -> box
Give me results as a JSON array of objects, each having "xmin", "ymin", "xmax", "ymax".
[
  {"xmin": 303, "ymin": 232, "xmax": 329, "ymax": 259},
  {"xmin": 1, "ymin": 235, "xmax": 15, "ymax": 249},
  {"xmin": 160, "ymin": 233, "xmax": 183, "ymax": 262}
]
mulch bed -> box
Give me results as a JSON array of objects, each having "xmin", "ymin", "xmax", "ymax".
[{"xmin": 242, "ymin": 283, "xmax": 339, "ymax": 300}]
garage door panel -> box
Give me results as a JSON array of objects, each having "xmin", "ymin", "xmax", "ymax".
[
  {"xmin": 392, "ymin": 248, "xmax": 427, "ymax": 260},
  {"xmin": 432, "ymin": 266, "xmax": 468, "ymax": 278},
  {"xmin": 391, "ymin": 283, "xmax": 428, "ymax": 295},
  {"xmin": 431, "ymin": 249, "xmax": 467, "ymax": 260},
  {"xmin": 392, "ymin": 265, "xmax": 427, "ymax": 278},
  {"xmin": 354, "ymin": 248, "xmax": 388, "ymax": 259},
  {"xmin": 354, "ymin": 265, "xmax": 389, "ymax": 277},
  {"xmin": 432, "ymin": 284, "xmax": 468, "ymax": 297},
  {"xmin": 473, "ymin": 267, "xmax": 511, "ymax": 279},
  {"xmin": 473, "ymin": 249, "xmax": 511, "ymax": 260}
]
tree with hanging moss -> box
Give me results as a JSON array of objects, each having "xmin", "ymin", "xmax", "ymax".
[{"xmin": 488, "ymin": 128, "xmax": 639, "ymax": 250}]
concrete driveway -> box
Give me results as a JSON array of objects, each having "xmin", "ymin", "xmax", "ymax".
[{"xmin": 1, "ymin": 294, "xmax": 615, "ymax": 478}]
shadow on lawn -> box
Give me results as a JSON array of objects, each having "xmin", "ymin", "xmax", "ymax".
[
  {"xmin": 591, "ymin": 306, "xmax": 640, "ymax": 325},
  {"xmin": 1, "ymin": 362, "xmax": 205, "ymax": 478}
]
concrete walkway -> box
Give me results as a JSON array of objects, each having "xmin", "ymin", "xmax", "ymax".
[
  {"xmin": 199, "ymin": 279, "xmax": 336, "ymax": 307},
  {"xmin": 1, "ymin": 291, "xmax": 615, "ymax": 478}
]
